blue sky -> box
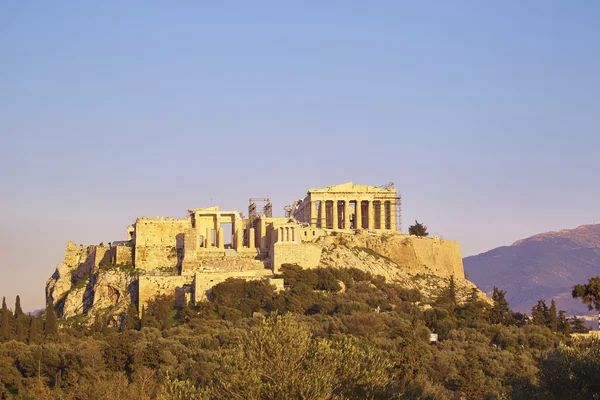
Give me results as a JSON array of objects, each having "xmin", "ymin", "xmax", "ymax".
[{"xmin": 1, "ymin": 1, "xmax": 599, "ymax": 310}]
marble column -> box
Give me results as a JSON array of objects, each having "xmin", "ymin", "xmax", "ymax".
[
  {"xmin": 205, "ymin": 228, "xmax": 211, "ymax": 248},
  {"xmin": 310, "ymin": 200, "xmax": 317, "ymax": 227},
  {"xmin": 332, "ymin": 200, "xmax": 338, "ymax": 230},
  {"xmin": 319, "ymin": 200, "xmax": 326, "ymax": 228},
  {"xmin": 389, "ymin": 200, "xmax": 396, "ymax": 231},
  {"xmin": 380, "ymin": 202, "xmax": 386, "ymax": 230},
  {"xmin": 217, "ymin": 229, "xmax": 224, "ymax": 249},
  {"xmin": 355, "ymin": 200, "xmax": 362, "ymax": 230},
  {"xmin": 368, "ymin": 201, "xmax": 375, "ymax": 230},
  {"xmin": 249, "ymin": 228, "xmax": 256, "ymax": 249},
  {"xmin": 343, "ymin": 200, "xmax": 350, "ymax": 230},
  {"xmin": 235, "ymin": 228, "xmax": 243, "ymax": 250},
  {"xmin": 259, "ymin": 217, "xmax": 267, "ymax": 248}
]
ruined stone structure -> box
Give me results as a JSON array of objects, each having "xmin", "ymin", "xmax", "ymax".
[
  {"xmin": 47, "ymin": 182, "xmax": 469, "ymax": 320},
  {"xmin": 290, "ymin": 182, "xmax": 400, "ymax": 231}
]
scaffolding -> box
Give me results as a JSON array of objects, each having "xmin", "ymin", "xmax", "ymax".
[
  {"xmin": 373, "ymin": 182, "xmax": 402, "ymax": 232},
  {"xmin": 246, "ymin": 198, "xmax": 272, "ymax": 246},
  {"xmin": 249, "ymin": 198, "xmax": 272, "ymax": 218}
]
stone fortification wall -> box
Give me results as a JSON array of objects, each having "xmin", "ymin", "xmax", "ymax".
[
  {"xmin": 138, "ymin": 275, "xmax": 192, "ymax": 310},
  {"xmin": 271, "ymin": 242, "xmax": 322, "ymax": 272},
  {"xmin": 134, "ymin": 217, "xmax": 191, "ymax": 271},
  {"xmin": 114, "ymin": 245, "xmax": 133, "ymax": 265},
  {"xmin": 332, "ymin": 232, "xmax": 464, "ymax": 279}
]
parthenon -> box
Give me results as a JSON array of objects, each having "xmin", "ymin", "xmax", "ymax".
[{"xmin": 290, "ymin": 182, "xmax": 400, "ymax": 231}]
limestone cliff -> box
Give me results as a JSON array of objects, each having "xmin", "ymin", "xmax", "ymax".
[
  {"xmin": 316, "ymin": 232, "xmax": 484, "ymax": 303},
  {"xmin": 46, "ymin": 242, "xmax": 137, "ymax": 320}
]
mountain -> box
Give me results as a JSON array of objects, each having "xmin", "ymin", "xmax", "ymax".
[{"xmin": 464, "ymin": 224, "xmax": 600, "ymax": 316}]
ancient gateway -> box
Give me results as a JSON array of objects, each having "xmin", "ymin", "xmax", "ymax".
[{"xmin": 46, "ymin": 182, "xmax": 465, "ymax": 318}]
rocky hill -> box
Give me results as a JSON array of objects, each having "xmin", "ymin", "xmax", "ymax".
[
  {"xmin": 464, "ymin": 224, "xmax": 600, "ymax": 315},
  {"xmin": 47, "ymin": 232, "xmax": 486, "ymax": 323}
]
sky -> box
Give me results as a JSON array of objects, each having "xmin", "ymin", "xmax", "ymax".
[{"xmin": 1, "ymin": 1, "xmax": 599, "ymax": 311}]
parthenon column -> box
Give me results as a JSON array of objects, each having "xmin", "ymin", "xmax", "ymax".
[
  {"xmin": 343, "ymin": 200, "xmax": 350, "ymax": 230},
  {"xmin": 389, "ymin": 200, "xmax": 396, "ymax": 231},
  {"xmin": 319, "ymin": 200, "xmax": 326, "ymax": 228},
  {"xmin": 310, "ymin": 200, "xmax": 317, "ymax": 227},
  {"xmin": 368, "ymin": 201, "xmax": 375, "ymax": 230},
  {"xmin": 332, "ymin": 200, "xmax": 338, "ymax": 230},
  {"xmin": 380, "ymin": 202, "xmax": 386, "ymax": 231},
  {"xmin": 355, "ymin": 200, "xmax": 362, "ymax": 230}
]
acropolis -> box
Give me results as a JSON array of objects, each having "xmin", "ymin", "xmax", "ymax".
[{"xmin": 46, "ymin": 182, "xmax": 467, "ymax": 319}]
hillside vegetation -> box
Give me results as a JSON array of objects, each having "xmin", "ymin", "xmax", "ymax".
[{"xmin": 0, "ymin": 266, "xmax": 597, "ymax": 400}]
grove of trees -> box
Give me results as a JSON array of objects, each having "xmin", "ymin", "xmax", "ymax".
[{"xmin": 0, "ymin": 266, "xmax": 598, "ymax": 399}]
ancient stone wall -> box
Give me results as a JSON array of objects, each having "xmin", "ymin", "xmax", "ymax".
[
  {"xmin": 334, "ymin": 232, "xmax": 465, "ymax": 279},
  {"xmin": 271, "ymin": 242, "xmax": 322, "ymax": 273},
  {"xmin": 138, "ymin": 275, "xmax": 192, "ymax": 310},
  {"xmin": 134, "ymin": 217, "xmax": 191, "ymax": 271},
  {"xmin": 114, "ymin": 245, "xmax": 133, "ymax": 265}
]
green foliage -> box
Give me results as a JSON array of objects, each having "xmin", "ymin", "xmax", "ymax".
[
  {"xmin": 408, "ymin": 220, "xmax": 428, "ymax": 237},
  {"xmin": 489, "ymin": 287, "xmax": 513, "ymax": 325},
  {"xmin": 572, "ymin": 276, "xmax": 600, "ymax": 311},
  {"xmin": 570, "ymin": 315, "xmax": 589, "ymax": 333},
  {"xmin": 44, "ymin": 302, "xmax": 58, "ymax": 336},
  {"xmin": 2, "ymin": 270, "xmax": 599, "ymax": 399},
  {"xmin": 14, "ymin": 296, "xmax": 24, "ymax": 318},
  {"xmin": 537, "ymin": 338, "xmax": 600, "ymax": 399}
]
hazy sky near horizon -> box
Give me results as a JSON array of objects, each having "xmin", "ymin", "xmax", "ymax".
[{"xmin": 1, "ymin": 2, "xmax": 599, "ymax": 311}]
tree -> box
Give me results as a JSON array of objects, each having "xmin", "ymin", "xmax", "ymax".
[
  {"xmin": 572, "ymin": 276, "xmax": 600, "ymax": 311},
  {"xmin": 558, "ymin": 310, "xmax": 571, "ymax": 335},
  {"xmin": 0, "ymin": 297, "xmax": 11, "ymax": 341},
  {"xmin": 14, "ymin": 295, "xmax": 24, "ymax": 317},
  {"xmin": 44, "ymin": 302, "xmax": 58, "ymax": 336},
  {"xmin": 123, "ymin": 302, "xmax": 140, "ymax": 331},
  {"xmin": 28, "ymin": 316, "xmax": 43, "ymax": 343},
  {"xmin": 548, "ymin": 299, "xmax": 558, "ymax": 332},
  {"xmin": 531, "ymin": 300, "xmax": 548, "ymax": 326},
  {"xmin": 408, "ymin": 220, "xmax": 428, "ymax": 237},
  {"xmin": 489, "ymin": 287, "xmax": 512, "ymax": 325},
  {"xmin": 570, "ymin": 315, "xmax": 589, "ymax": 333},
  {"xmin": 435, "ymin": 276, "xmax": 457, "ymax": 313}
]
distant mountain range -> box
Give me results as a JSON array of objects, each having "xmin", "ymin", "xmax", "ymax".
[{"xmin": 464, "ymin": 224, "xmax": 600, "ymax": 316}]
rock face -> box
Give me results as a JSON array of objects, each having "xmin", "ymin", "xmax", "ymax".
[
  {"xmin": 46, "ymin": 242, "xmax": 136, "ymax": 320},
  {"xmin": 319, "ymin": 233, "xmax": 484, "ymax": 303},
  {"xmin": 464, "ymin": 224, "xmax": 600, "ymax": 315}
]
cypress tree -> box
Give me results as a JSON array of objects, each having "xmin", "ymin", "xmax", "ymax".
[
  {"xmin": 489, "ymin": 287, "xmax": 512, "ymax": 325},
  {"xmin": 44, "ymin": 302, "xmax": 58, "ymax": 336},
  {"xmin": 548, "ymin": 299, "xmax": 558, "ymax": 332},
  {"xmin": 0, "ymin": 306, "xmax": 10, "ymax": 341},
  {"xmin": 0, "ymin": 297, "xmax": 12, "ymax": 341},
  {"xmin": 28, "ymin": 316, "xmax": 42, "ymax": 344},
  {"xmin": 531, "ymin": 300, "xmax": 547, "ymax": 326},
  {"xmin": 14, "ymin": 295, "xmax": 24, "ymax": 317},
  {"xmin": 558, "ymin": 310, "xmax": 571, "ymax": 335}
]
